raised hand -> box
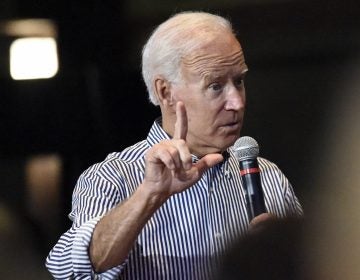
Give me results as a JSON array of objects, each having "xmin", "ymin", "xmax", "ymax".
[{"xmin": 143, "ymin": 101, "xmax": 224, "ymax": 198}]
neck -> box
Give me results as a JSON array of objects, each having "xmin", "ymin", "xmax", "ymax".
[{"xmin": 162, "ymin": 119, "xmax": 223, "ymax": 158}]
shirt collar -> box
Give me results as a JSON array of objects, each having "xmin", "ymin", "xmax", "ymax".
[
  {"xmin": 146, "ymin": 118, "xmax": 199, "ymax": 163},
  {"xmin": 146, "ymin": 118, "xmax": 171, "ymax": 147}
]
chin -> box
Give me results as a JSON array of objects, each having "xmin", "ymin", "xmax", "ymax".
[{"xmin": 217, "ymin": 134, "xmax": 239, "ymax": 151}]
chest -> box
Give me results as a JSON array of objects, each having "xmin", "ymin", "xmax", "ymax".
[{"xmin": 138, "ymin": 167, "xmax": 250, "ymax": 257}]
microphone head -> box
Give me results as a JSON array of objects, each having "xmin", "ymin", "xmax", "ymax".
[{"xmin": 233, "ymin": 136, "xmax": 259, "ymax": 160}]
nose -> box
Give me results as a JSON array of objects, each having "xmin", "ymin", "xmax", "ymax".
[{"xmin": 224, "ymin": 85, "xmax": 246, "ymax": 111}]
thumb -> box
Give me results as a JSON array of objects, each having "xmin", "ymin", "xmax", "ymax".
[{"xmin": 194, "ymin": 153, "xmax": 224, "ymax": 174}]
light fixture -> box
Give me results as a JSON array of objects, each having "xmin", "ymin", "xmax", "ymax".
[
  {"xmin": 1, "ymin": 19, "xmax": 59, "ymax": 80},
  {"xmin": 10, "ymin": 37, "xmax": 58, "ymax": 80}
]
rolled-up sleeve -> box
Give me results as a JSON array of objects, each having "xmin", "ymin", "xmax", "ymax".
[{"xmin": 46, "ymin": 163, "xmax": 127, "ymax": 279}]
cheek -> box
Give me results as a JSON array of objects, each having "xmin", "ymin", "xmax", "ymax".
[
  {"xmin": 188, "ymin": 110, "xmax": 218, "ymax": 136},
  {"xmin": 190, "ymin": 98, "xmax": 223, "ymax": 120},
  {"xmin": 181, "ymin": 89, "xmax": 224, "ymax": 134}
]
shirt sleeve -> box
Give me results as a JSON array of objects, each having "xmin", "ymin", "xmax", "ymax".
[
  {"xmin": 279, "ymin": 169, "xmax": 304, "ymax": 216},
  {"xmin": 46, "ymin": 164, "xmax": 126, "ymax": 279},
  {"xmin": 258, "ymin": 157, "xmax": 303, "ymax": 217}
]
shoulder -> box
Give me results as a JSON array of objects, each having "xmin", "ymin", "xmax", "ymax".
[
  {"xmin": 257, "ymin": 157, "xmax": 289, "ymax": 185},
  {"xmin": 79, "ymin": 140, "xmax": 149, "ymax": 186},
  {"xmin": 105, "ymin": 140, "xmax": 149, "ymax": 164},
  {"xmin": 258, "ymin": 157, "xmax": 282, "ymax": 173}
]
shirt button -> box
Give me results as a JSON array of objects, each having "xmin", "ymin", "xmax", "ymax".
[{"xmin": 215, "ymin": 232, "xmax": 222, "ymax": 239}]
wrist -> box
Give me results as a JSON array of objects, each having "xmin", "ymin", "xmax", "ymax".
[{"xmin": 137, "ymin": 182, "xmax": 169, "ymax": 210}]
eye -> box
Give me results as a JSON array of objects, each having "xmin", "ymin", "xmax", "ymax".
[
  {"xmin": 234, "ymin": 77, "xmax": 245, "ymax": 88},
  {"xmin": 208, "ymin": 82, "xmax": 224, "ymax": 93}
]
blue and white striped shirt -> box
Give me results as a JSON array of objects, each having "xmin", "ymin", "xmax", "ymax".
[{"xmin": 46, "ymin": 119, "xmax": 303, "ymax": 279}]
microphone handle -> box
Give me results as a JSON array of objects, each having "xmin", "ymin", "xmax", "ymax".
[{"xmin": 239, "ymin": 158, "xmax": 266, "ymax": 220}]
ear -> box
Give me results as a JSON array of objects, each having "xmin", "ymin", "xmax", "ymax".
[{"xmin": 154, "ymin": 76, "xmax": 174, "ymax": 107}]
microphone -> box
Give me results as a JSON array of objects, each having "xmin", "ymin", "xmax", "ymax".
[{"xmin": 233, "ymin": 136, "xmax": 266, "ymax": 220}]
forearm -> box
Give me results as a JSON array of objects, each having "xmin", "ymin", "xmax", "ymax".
[
  {"xmin": 89, "ymin": 183, "xmax": 167, "ymax": 272},
  {"xmin": 46, "ymin": 216, "xmax": 118, "ymax": 279}
]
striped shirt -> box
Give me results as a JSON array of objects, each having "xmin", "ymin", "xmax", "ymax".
[{"xmin": 46, "ymin": 119, "xmax": 303, "ymax": 280}]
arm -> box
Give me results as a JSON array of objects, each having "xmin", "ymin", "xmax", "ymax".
[
  {"xmin": 46, "ymin": 102, "xmax": 223, "ymax": 278},
  {"xmin": 283, "ymin": 179, "xmax": 303, "ymax": 216},
  {"xmin": 248, "ymin": 158, "xmax": 303, "ymax": 230},
  {"xmin": 45, "ymin": 175, "xmax": 123, "ymax": 279},
  {"xmin": 89, "ymin": 182, "xmax": 166, "ymax": 272},
  {"xmin": 90, "ymin": 102, "xmax": 223, "ymax": 272},
  {"xmin": 258, "ymin": 157, "xmax": 303, "ymax": 217}
]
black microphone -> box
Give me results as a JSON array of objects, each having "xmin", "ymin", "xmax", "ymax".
[{"xmin": 233, "ymin": 136, "xmax": 266, "ymax": 220}]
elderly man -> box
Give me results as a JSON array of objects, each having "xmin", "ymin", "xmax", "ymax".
[{"xmin": 46, "ymin": 11, "xmax": 302, "ymax": 279}]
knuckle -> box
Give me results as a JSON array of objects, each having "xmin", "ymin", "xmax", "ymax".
[
  {"xmin": 168, "ymin": 147, "xmax": 179, "ymax": 158},
  {"xmin": 176, "ymin": 139, "xmax": 186, "ymax": 146}
]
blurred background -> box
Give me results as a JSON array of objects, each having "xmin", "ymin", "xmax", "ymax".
[{"xmin": 0, "ymin": 0, "xmax": 359, "ymax": 278}]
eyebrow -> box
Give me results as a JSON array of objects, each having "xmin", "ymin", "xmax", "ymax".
[
  {"xmin": 202, "ymin": 67, "xmax": 249, "ymax": 84},
  {"xmin": 241, "ymin": 68, "xmax": 249, "ymax": 74}
]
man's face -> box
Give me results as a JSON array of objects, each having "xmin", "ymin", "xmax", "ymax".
[{"xmin": 171, "ymin": 32, "xmax": 248, "ymax": 156}]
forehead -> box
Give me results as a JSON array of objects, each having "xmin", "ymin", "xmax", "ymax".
[{"xmin": 181, "ymin": 35, "xmax": 247, "ymax": 80}]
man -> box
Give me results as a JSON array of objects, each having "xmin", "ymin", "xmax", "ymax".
[{"xmin": 46, "ymin": 11, "xmax": 302, "ymax": 279}]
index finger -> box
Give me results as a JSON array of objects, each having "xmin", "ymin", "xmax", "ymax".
[{"xmin": 173, "ymin": 101, "xmax": 188, "ymax": 140}]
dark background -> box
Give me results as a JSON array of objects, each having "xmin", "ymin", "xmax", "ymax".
[{"xmin": 0, "ymin": 0, "xmax": 359, "ymax": 278}]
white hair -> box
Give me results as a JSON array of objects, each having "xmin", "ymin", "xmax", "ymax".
[{"xmin": 141, "ymin": 11, "xmax": 234, "ymax": 105}]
